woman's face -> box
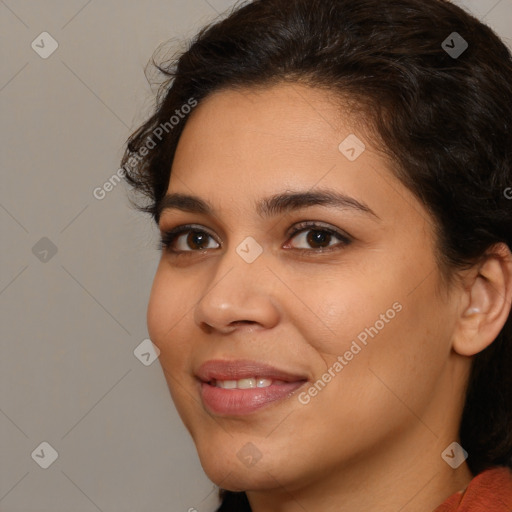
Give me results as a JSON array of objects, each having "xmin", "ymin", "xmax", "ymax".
[{"xmin": 148, "ymin": 84, "xmax": 467, "ymax": 494}]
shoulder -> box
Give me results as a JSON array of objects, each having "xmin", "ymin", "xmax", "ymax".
[{"xmin": 434, "ymin": 466, "xmax": 512, "ymax": 512}]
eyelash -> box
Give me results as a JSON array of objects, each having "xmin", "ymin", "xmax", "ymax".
[{"xmin": 158, "ymin": 222, "xmax": 352, "ymax": 256}]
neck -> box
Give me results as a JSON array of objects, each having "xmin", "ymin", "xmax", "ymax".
[{"xmin": 246, "ymin": 427, "xmax": 473, "ymax": 512}]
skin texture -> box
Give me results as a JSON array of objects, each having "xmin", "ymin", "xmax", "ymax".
[{"xmin": 147, "ymin": 83, "xmax": 512, "ymax": 511}]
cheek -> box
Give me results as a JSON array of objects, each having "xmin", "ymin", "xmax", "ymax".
[
  {"xmin": 282, "ymin": 250, "xmax": 448, "ymax": 414},
  {"xmin": 316, "ymin": 284, "xmax": 449, "ymax": 434},
  {"xmin": 366, "ymin": 286, "xmax": 452, "ymax": 394},
  {"xmin": 148, "ymin": 263, "xmax": 185, "ymax": 336},
  {"xmin": 147, "ymin": 267, "xmax": 203, "ymax": 430},
  {"xmin": 147, "ymin": 266, "xmax": 194, "ymax": 367},
  {"xmin": 278, "ymin": 256, "xmax": 403, "ymax": 358}
]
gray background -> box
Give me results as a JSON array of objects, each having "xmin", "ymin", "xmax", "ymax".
[{"xmin": 1, "ymin": 1, "xmax": 511, "ymax": 511}]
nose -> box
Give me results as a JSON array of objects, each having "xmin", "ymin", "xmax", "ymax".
[{"xmin": 193, "ymin": 251, "xmax": 280, "ymax": 335}]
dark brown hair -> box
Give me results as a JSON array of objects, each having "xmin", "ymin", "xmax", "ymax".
[{"xmin": 121, "ymin": 0, "xmax": 512, "ymax": 509}]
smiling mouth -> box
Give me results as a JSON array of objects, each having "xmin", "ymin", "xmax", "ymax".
[
  {"xmin": 196, "ymin": 359, "xmax": 309, "ymax": 416},
  {"xmin": 209, "ymin": 377, "xmax": 295, "ymax": 389},
  {"xmin": 199, "ymin": 379, "xmax": 307, "ymax": 416}
]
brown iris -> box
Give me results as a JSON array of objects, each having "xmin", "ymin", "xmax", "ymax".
[
  {"xmin": 187, "ymin": 230, "xmax": 210, "ymax": 250},
  {"xmin": 306, "ymin": 230, "xmax": 332, "ymax": 249}
]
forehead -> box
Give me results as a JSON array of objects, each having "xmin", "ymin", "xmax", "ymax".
[
  {"xmin": 175, "ymin": 83, "xmax": 351, "ymax": 160},
  {"xmin": 166, "ymin": 83, "xmax": 426, "ymax": 225}
]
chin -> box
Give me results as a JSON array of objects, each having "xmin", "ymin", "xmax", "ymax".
[
  {"xmin": 202, "ymin": 463, "xmax": 282, "ymax": 493},
  {"xmin": 193, "ymin": 438, "xmax": 287, "ymax": 491}
]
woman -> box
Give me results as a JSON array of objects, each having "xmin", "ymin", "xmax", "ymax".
[{"xmin": 121, "ymin": 0, "xmax": 512, "ymax": 510}]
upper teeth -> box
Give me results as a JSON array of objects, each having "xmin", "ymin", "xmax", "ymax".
[{"xmin": 214, "ymin": 378, "xmax": 277, "ymax": 389}]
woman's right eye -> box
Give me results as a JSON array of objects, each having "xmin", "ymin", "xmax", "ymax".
[{"xmin": 159, "ymin": 226, "xmax": 220, "ymax": 254}]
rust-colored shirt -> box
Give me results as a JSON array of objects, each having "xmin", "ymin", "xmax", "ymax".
[{"xmin": 434, "ymin": 466, "xmax": 512, "ymax": 511}]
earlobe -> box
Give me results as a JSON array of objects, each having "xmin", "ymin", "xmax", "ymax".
[{"xmin": 452, "ymin": 243, "xmax": 512, "ymax": 357}]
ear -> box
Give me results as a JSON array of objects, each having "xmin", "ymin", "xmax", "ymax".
[{"xmin": 452, "ymin": 242, "xmax": 512, "ymax": 357}]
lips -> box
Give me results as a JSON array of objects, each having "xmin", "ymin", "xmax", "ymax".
[
  {"xmin": 196, "ymin": 359, "xmax": 308, "ymax": 383},
  {"xmin": 196, "ymin": 359, "xmax": 309, "ymax": 416}
]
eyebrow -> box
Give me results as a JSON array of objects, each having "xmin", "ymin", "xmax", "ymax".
[{"xmin": 157, "ymin": 189, "xmax": 380, "ymax": 221}]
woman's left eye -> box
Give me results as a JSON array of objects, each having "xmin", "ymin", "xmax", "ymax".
[{"xmin": 285, "ymin": 223, "xmax": 352, "ymax": 251}]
